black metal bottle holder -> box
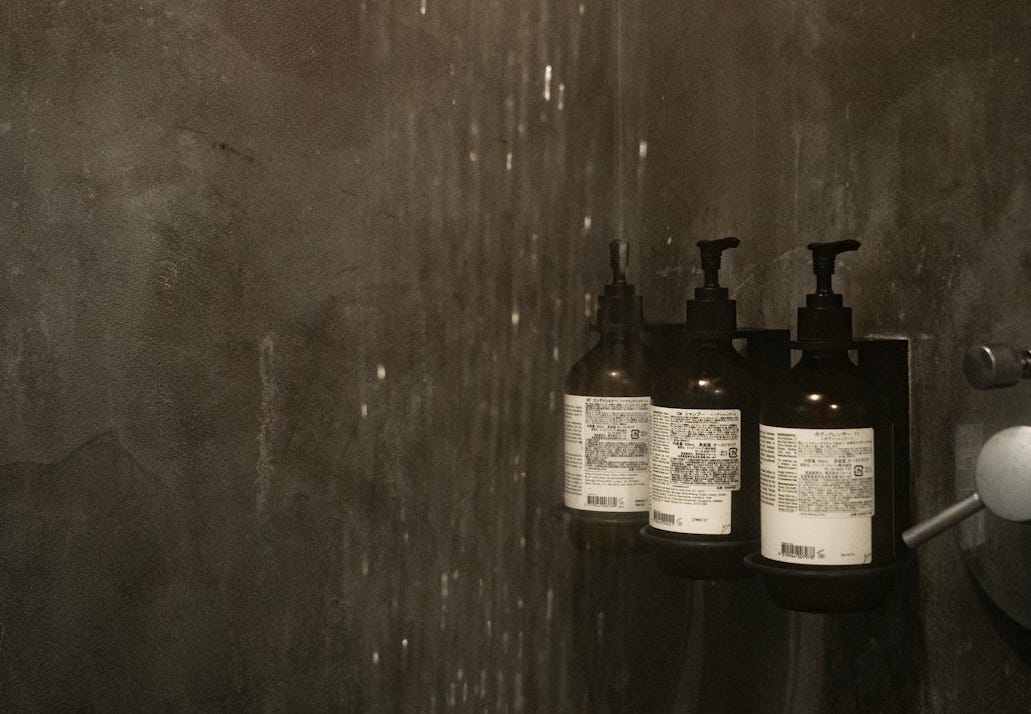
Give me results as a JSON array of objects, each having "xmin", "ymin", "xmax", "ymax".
[
  {"xmin": 743, "ymin": 337, "xmax": 912, "ymax": 612},
  {"xmin": 636, "ymin": 325, "xmax": 791, "ymax": 579}
]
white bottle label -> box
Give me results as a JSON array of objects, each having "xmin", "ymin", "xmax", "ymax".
[
  {"xmin": 649, "ymin": 406, "xmax": 741, "ymax": 534},
  {"xmin": 760, "ymin": 425, "xmax": 874, "ymax": 565},
  {"xmin": 564, "ymin": 394, "xmax": 651, "ymax": 512}
]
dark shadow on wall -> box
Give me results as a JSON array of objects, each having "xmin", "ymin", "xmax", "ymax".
[{"xmin": 0, "ymin": 433, "xmax": 242, "ymax": 710}]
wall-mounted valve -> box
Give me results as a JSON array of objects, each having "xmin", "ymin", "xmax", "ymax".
[
  {"xmin": 962, "ymin": 343, "xmax": 1031, "ymax": 389},
  {"xmin": 903, "ymin": 342, "xmax": 1031, "ymax": 547},
  {"xmin": 903, "ymin": 426, "xmax": 1031, "ymax": 546}
]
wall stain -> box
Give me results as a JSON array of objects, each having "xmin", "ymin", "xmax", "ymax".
[{"xmin": 255, "ymin": 332, "xmax": 277, "ymax": 514}]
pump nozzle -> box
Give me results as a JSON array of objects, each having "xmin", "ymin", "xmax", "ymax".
[
  {"xmin": 797, "ymin": 240, "xmax": 861, "ymax": 344},
  {"xmin": 807, "ymin": 240, "xmax": 860, "ymax": 295},
  {"xmin": 686, "ymin": 236, "xmax": 740, "ymax": 334},
  {"xmin": 609, "ymin": 240, "xmax": 629, "ymax": 285},
  {"xmin": 595, "ymin": 239, "xmax": 643, "ymax": 332},
  {"xmin": 698, "ymin": 237, "xmax": 741, "ymax": 290}
]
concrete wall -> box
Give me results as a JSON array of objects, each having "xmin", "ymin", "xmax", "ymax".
[{"xmin": 2, "ymin": 1, "xmax": 1030, "ymax": 710}]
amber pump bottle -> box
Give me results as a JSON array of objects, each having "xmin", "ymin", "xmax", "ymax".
[
  {"xmin": 563, "ymin": 241, "xmax": 652, "ymax": 539},
  {"xmin": 642, "ymin": 237, "xmax": 762, "ymax": 577},
  {"xmin": 751, "ymin": 240, "xmax": 898, "ymax": 610}
]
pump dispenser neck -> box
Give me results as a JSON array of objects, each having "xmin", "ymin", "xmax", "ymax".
[
  {"xmin": 610, "ymin": 240, "xmax": 628, "ymax": 285},
  {"xmin": 595, "ymin": 239, "xmax": 644, "ymax": 334},
  {"xmin": 797, "ymin": 239, "xmax": 860, "ymax": 346},
  {"xmin": 686, "ymin": 236, "xmax": 739, "ymax": 336}
]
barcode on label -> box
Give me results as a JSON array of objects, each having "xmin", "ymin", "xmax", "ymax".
[
  {"xmin": 780, "ymin": 542, "xmax": 816, "ymax": 560},
  {"xmin": 587, "ymin": 495, "xmax": 619, "ymax": 507},
  {"xmin": 653, "ymin": 510, "xmax": 676, "ymax": 526}
]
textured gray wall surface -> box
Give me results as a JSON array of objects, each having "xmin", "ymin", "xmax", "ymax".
[{"xmin": 2, "ymin": 0, "xmax": 1031, "ymax": 711}]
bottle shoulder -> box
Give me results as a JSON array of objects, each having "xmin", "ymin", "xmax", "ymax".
[
  {"xmin": 565, "ymin": 337, "xmax": 651, "ymax": 397},
  {"xmin": 652, "ymin": 343, "xmax": 762, "ymax": 409},
  {"xmin": 761, "ymin": 359, "xmax": 890, "ymax": 428}
]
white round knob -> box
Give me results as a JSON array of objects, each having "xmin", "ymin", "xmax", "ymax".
[{"xmin": 975, "ymin": 426, "xmax": 1031, "ymax": 522}]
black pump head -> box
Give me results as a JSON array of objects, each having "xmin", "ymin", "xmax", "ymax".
[
  {"xmin": 595, "ymin": 239, "xmax": 644, "ymax": 332},
  {"xmin": 697, "ymin": 236, "xmax": 740, "ymax": 299},
  {"xmin": 797, "ymin": 240, "xmax": 861, "ymax": 344},
  {"xmin": 686, "ymin": 236, "xmax": 740, "ymax": 335},
  {"xmin": 808, "ymin": 239, "xmax": 860, "ymax": 304}
]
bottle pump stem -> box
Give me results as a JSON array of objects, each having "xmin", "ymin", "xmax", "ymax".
[
  {"xmin": 796, "ymin": 240, "xmax": 862, "ymax": 344},
  {"xmin": 685, "ymin": 237, "xmax": 740, "ymax": 335},
  {"xmin": 595, "ymin": 239, "xmax": 643, "ymax": 333},
  {"xmin": 610, "ymin": 240, "xmax": 628, "ymax": 285},
  {"xmin": 809, "ymin": 239, "xmax": 859, "ymax": 300},
  {"xmin": 699, "ymin": 236, "xmax": 740, "ymax": 292}
]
